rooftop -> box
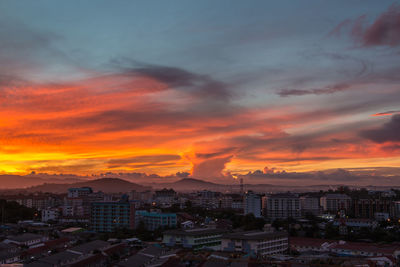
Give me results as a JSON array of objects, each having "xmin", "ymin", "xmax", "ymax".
[
  {"xmin": 6, "ymin": 233, "xmax": 44, "ymax": 242},
  {"xmin": 68, "ymin": 240, "xmax": 109, "ymax": 254},
  {"xmin": 222, "ymin": 230, "xmax": 287, "ymax": 240},
  {"xmin": 164, "ymin": 228, "xmax": 227, "ymax": 237},
  {"xmin": 290, "ymin": 237, "xmax": 336, "ymax": 247},
  {"xmin": 39, "ymin": 251, "xmax": 80, "ymax": 265},
  {"xmin": 118, "ymin": 253, "xmax": 152, "ymax": 267}
]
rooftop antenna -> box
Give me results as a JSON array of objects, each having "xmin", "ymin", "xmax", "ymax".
[{"xmin": 240, "ymin": 178, "xmax": 244, "ymax": 195}]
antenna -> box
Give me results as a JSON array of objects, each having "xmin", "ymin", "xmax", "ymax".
[{"xmin": 240, "ymin": 178, "xmax": 244, "ymax": 194}]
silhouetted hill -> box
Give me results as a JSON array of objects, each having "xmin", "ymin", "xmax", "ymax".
[
  {"xmin": 151, "ymin": 178, "xmax": 231, "ymax": 192},
  {"xmin": 0, "ymin": 175, "xmax": 83, "ymax": 189},
  {"xmin": 26, "ymin": 178, "xmax": 151, "ymax": 193}
]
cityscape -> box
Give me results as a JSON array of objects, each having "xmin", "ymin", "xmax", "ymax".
[{"xmin": 1, "ymin": 0, "xmax": 400, "ymax": 267}]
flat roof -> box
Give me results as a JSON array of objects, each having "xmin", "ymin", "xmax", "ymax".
[
  {"xmin": 40, "ymin": 251, "xmax": 80, "ymax": 265},
  {"xmin": 61, "ymin": 227, "xmax": 83, "ymax": 233},
  {"xmin": 68, "ymin": 240, "xmax": 109, "ymax": 254},
  {"xmin": 222, "ymin": 230, "xmax": 287, "ymax": 240},
  {"xmin": 164, "ymin": 228, "xmax": 227, "ymax": 237},
  {"xmin": 6, "ymin": 233, "xmax": 44, "ymax": 242}
]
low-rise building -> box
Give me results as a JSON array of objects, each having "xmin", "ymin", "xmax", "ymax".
[
  {"xmin": 42, "ymin": 207, "xmax": 60, "ymax": 222},
  {"xmin": 0, "ymin": 243, "xmax": 21, "ymax": 264},
  {"xmin": 290, "ymin": 237, "xmax": 336, "ymax": 252},
  {"xmin": 332, "ymin": 218, "xmax": 378, "ymax": 229},
  {"xmin": 163, "ymin": 228, "xmax": 227, "ymax": 250},
  {"xmin": 221, "ymin": 230, "xmax": 288, "ymax": 256},
  {"xmin": 3, "ymin": 233, "xmax": 48, "ymax": 247}
]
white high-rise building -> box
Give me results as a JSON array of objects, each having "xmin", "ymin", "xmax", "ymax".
[
  {"xmin": 263, "ymin": 193, "xmax": 301, "ymax": 219},
  {"xmin": 244, "ymin": 191, "xmax": 262, "ymax": 218}
]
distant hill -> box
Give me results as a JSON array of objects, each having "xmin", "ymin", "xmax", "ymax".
[
  {"xmin": 0, "ymin": 175, "xmax": 83, "ymax": 189},
  {"xmin": 151, "ymin": 178, "xmax": 234, "ymax": 192},
  {"xmin": 26, "ymin": 178, "xmax": 151, "ymax": 193}
]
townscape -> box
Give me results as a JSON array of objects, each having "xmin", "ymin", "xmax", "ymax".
[
  {"xmin": 2, "ymin": 0, "xmax": 400, "ymax": 266},
  {"xmin": 1, "ymin": 180, "xmax": 400, "ymax": 266}
]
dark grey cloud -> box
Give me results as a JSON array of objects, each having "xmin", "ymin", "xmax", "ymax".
[
  {"xmin": 277, "ymin": 83, "xmax": 350, "ymax": 97},
  {"xmin": 331, "ymin": 4, "xmax": 400, "ymax": 47},
  {"xmin": 110, "ymin": 59, "xmax": 231, "ymax": 101},
  {"xmin": 360, "ymin": 114, "xmax": 400, "ymax": 143}
]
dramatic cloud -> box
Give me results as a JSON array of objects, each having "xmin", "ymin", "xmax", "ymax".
[
  {"xmin": 1, "ymin": 1, "xmax": 400, "ymax": 184},
  {"xmin": 112, "ymin": 61, "xmax": 232, "ymax": 101},
  {"xmin": 332, "ymin": 4, "xmax": 400, "ymax": 47},
  {"xmin": 360, "ymin": 114, "xmax": 400, "ymax": 143},
  {"xmin": 190, "ymin": 155, "xmax": 233, "ymax": 180}
]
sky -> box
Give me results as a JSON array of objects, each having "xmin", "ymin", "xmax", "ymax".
[{"xmin": 1, "ymin": 0, "xmax": 400, "ymax": 185}]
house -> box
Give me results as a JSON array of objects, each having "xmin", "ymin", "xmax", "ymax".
[
  {"xmin": 0, "ymin": 243, "xmax": 21, "ymax": 264},
  {"xmin": 4, "ymin": 233, "xmax": 48, "ymax": 247}
]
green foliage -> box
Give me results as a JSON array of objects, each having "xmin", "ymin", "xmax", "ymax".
[{"xmin": 0, "ymin": 199, "xmax": 37, "ymax": 223}]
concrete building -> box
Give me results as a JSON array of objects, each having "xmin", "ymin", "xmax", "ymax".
[
  {"xmin": 163, "ymin": 228, "xmax": 227, "ymax": 250},
  {"xmin": 219, "ymin": 196, "xmax": 233, "ymax": 209},
  {"xmin": 244, "ymin": 191, "xmax": 262, "ymax": 218},
  {"xmin": 193, "ymin": 190, "xmax": 220, "ymax": 209},
  {"xmin": 320, "ymin": 194, "xmax": 351, "ymax": 213},
  {"xmin": 91, "ymin": 197, "xmax": 136, "ymax": 232},
  {"xmin": 68, "ymin": 187, "xmax": 93, "ymax": 198},
  {"xmin": 154, "ymin": 189, "xmax": 176, "ymax": 203},
  {"xmin": 300, "ymin": 196, "xmax": 321, "ymax": 216},
  {"xmin": 263, "ymin": 193, "xmax": 301, "ymax": 219},
  {"xmin": 4, "ymin": 233, "xmax": 48, "ymax": 247},
  {"xmin": 135, "ymin": 210, "xmax": 177, "ymax": 231},
  {"xmin": 129, "ymin": 190, "xmax": 153, "ymax": 204},
  {"xmin": 41, "ymin": 207, "xmax": 60, "ymax": 222},
  {"xmin": 221, "ymin": 230, "xmax": 288, "ymax": 256},
  {"xmin": 332, "ymin": 218, "xmax": 378, "ymax": 229},
  {"xmin": 353, "ymin": 198, "xmax": 392, "ymax": 219}
]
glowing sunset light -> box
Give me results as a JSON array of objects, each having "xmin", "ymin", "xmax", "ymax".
[{"xmin": 0, "ymin": 1, "xmax": 399, "ymax": 186}]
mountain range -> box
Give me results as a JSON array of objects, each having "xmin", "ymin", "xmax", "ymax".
[{"xmin": 0, "ymin": 175, "xmax": 399, "ymax": 194}]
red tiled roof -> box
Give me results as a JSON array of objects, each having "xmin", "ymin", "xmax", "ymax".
[
  {"xmin": 70, "ymin": 253, "xmax": 106, "ymax": 267},
  {"xmin": 332, "ymin": 242, "xmax": 400, "ymax": 255},
  {"xmin": 290, "ymin": 237, "xmax": 335, "ymax": 247},
  {"xmin": 44, "ymin": 237, "xmax": 70, "ymax": 247},
  {"xmin": 103, "ymin": 243, "xmax": 127, "ymax": 255}
]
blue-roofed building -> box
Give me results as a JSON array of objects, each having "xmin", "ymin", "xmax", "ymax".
[
  {"xmin": 135, "ymin": 210, "xmax": 177, "ymax": 231},
  {"xmin": 91, "ymin": 197, "xmax": 135, "ymax": 232}
]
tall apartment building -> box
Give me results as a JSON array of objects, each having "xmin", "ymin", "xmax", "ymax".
[
  {"xmin": 135, "ymin": 210, "xmax": 177, "ymax": 231},
  {"xmin": 300, "ymin": 196, "xmax": 321, "ymax": 216},
  {"xmin": 352, "ymin": 198, "xmax": 392, "ymax": 218},
  {"xmin": 263, "ymin": 193, "xmax": 301, "ymax": 219},
  {"xmin": 244, "ymin": 191, "xmax": 262, "ymax": 218},
  {"xmin": 91, "ymin": 197, "xmax": 135, "ymax": 232},
  {"xmin": 320, "ymin": 194, "xmax": 351, "ymax": 213}
]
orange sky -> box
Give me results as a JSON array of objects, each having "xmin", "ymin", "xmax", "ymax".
[{"xmin": 1, "ymin": 1, "xmax": 400, "ymax": 185}]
